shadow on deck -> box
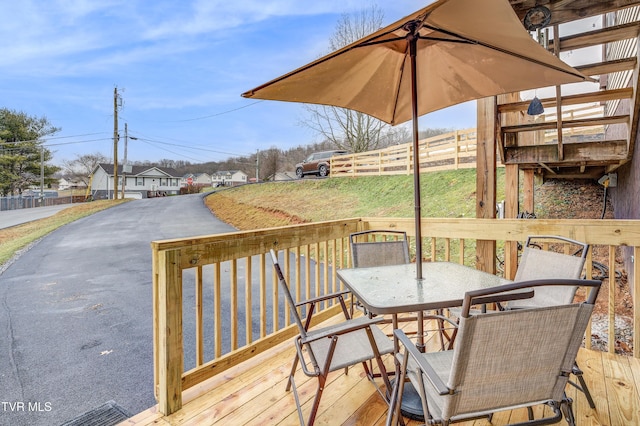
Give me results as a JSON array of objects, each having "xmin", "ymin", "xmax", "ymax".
[{"xmin": 121, "ymin": 317, "xmax": 640, "ymax": 426}]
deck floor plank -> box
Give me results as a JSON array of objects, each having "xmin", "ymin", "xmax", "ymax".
[
  {"xmin": 602, "ymin": 351, "xmax": 640, "ymax": 425},
  {"xmin": 123, "ymin": 318, "xmax": 640, "ymax": 426}
]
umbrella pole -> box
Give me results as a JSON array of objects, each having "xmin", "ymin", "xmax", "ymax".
[
  {"xmin": 409, "ymin": 32, "xmax": 423, "ymax": 281},
  {"xmin": 409, "ymin": 31, "xmax": 427, "ymax": 353}
]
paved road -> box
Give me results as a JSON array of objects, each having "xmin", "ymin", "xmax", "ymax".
[
  {"xmin": 0, "ymin": 195, "xmax": 236, "ymax": 426},
  {"xmin": 0, "ymin": 205, "xmax": 74, "ymax": 230}
]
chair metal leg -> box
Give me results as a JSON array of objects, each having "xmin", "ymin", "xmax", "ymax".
[
  {"xmin": 561, "ymin": 396, "xmax": 576, "ymax": 426},
  {"xmin": 306, "ymin": 376, "xmax": 326, "ymax": 426},
  {"xmin": 287, "ymin": 374, "xmax": 305, "ymax": 425},
  {"xmin": 386, "ymin": 363, "xmax": 408, "ymax": 426},
  {"xmin": 570, "ymin": 362, "xmax": 596, "ymax": 409},
  {"xmin": 286, "ymin": 353, "xmax": 300, "ymax": 392},
  {"xmin": 384, "ymin": 374, "xmax": 400, "ymax": 426}
]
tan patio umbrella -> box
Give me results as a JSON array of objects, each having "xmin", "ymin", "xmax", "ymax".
[{"xmin": 242, "ymin": 0, "xmax": 589, "ymax": 280}]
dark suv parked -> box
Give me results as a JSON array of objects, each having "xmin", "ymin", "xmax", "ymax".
[{"xmin": 295, "ymin": 150, "xmax": 348, "ymax": 178}]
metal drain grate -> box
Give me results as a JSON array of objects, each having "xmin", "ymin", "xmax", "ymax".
[{"xmin": 61, "ymin": 400, "xmax": 130, "ymax": 426}]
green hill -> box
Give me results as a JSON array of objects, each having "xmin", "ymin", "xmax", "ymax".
[
  {"xmin": 205, "ymin": 168, "xmax": 612, "ymax": 231},
  {"xmin": 205, "ymin": 169, "xmax": 506, "ymax": 229}
]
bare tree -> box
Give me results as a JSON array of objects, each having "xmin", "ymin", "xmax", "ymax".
[
  {"xmin": 379, "ymin": 126, "xmax": 412, "ymax": 148},
  {"xmin": 62, "ymin": 152, "xmax": 108, "ymax": 186},
  {"xmin": 301, "ymin": 5, "xmax": 389, "ymax": 153},
  {"xmin": 260, "ymin": 147, "xmax": 280, "ymax": 180}
]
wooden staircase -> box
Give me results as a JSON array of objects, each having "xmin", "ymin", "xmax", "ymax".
[{"xmin": 502, "ymin": 1, "xmax": 640, "ymax": 180}]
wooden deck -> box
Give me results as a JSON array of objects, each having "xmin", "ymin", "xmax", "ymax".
[{"xmin": 122, "ymin": 317, "xmax": 640, "ymax": 426}]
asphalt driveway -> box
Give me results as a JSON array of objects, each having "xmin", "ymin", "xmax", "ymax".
[{"xmin": 0, "ymin": 194, "xmax": 236, "ymax": 426}]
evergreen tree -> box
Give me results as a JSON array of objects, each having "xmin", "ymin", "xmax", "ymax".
[{"xmin": 0, "ymin": 108, "xmax": 60, "ymax": 196}]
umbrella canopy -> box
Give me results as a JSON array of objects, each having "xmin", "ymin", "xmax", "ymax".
[{"xmin": 242, "ymin": 0, "xmax": 588, "ymax": 279}]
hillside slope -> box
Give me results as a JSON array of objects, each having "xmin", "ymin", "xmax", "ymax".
[{"xmin": 205, "ymin": 170, "xmax": 614, "ymax": 230}]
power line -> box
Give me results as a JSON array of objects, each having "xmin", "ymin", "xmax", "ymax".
[
  {"xmin": 132, "ymin": 136, "xmax": 250, "ymax": 157},
  {"xmin": 45, "ymin": 138, "xmax": 112, "ymax": 147},
  {"xmin": 136, "ymin": 139, "xmax": 207, "ymax": 163},
  {"xmin": 171, "ymin": 100, "xmax": 265, "ymax": 122},
  {"xmin": 125, "ymin": 100, "xmax": 265, "ymax": 124},
  {"xmin": 0, "ymin": 132, "xmax": 110, "ymax": 147}
]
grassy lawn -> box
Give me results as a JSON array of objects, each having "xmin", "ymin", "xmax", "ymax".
[
  {"xmin": 0, "ymin": 199, "xmax": 130, "ymax": 267},
  {"xmin": 205, "ymin": 169, "xmax": 507, "ymax": 230}
]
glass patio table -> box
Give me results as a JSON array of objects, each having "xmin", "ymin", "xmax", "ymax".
[
  {"xmin": 337, "ymin": 261, "xmax": 523, "ymax": 420},
  {"xmin": 337, "ymin": 261, "xmax": 512, "ymax": 316}
]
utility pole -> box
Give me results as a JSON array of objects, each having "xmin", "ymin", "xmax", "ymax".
[
  {"xmin": 113, "ymin": 87, "xmax": 119, "ymax": 200},
  {"xmin": 255, "ymin": 149, "xmax": 259, "ymax": 182},
  {"xmin": 40, "ymin": 146, "xmax": 44, "ymax": 205},
  {"xmin": 121, "ymin": 123, "xmax": 128, "ymax": 199}
]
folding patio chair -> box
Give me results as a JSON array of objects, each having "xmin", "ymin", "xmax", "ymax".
[
  {"xmin": 506, "ymin": 235, "xmax": 595, "ymax": 409},
  {"xmin": 269, "ymin": 249, "xmax": 394, "ymax": 426},
  {"xmin": 350, "ymin": 230, "xmax": 411, "ymax": 269},
  {"xmin": 386, "ymin": 278, "xmax": 602, "ymax": 426},
  {"xmin": 349, "ymin": 230, "xmax": 411, "ymax": 317},
  {"xmin": 449, "ymin": 235, "xmax": 595, "ymax": 408},
  {"xmin": 507, "ymin": 235, "xmax": 590, "ymax": 309},
  {"xmin": 350, "ymin": 230, "xmax": 454, "ymax": 351}
]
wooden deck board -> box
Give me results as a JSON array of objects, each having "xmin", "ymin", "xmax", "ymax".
[{"xmin": 123, "ymin": 318, "xmax": 640, "ymax": 426}]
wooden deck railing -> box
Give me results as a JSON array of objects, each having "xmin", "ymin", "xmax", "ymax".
[
  {"xmin": 330, "ymin": 105, "xmax": 606, "ymax": 178},
  {"xmin": 151, "ymin": 217, "xmax": 640, "ymax": 415},
  {"xmin": 330, "ymin": 129, "xmax": 478, "ymax": 177}
]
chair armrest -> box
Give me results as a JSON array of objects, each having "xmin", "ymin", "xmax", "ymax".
[
  {"xmin": 300, "ymin": 316, "xmax": 385, "ymax": 344},
  {"xmin": 293, "ymin": 337, "xmax": 320, "ymax": 377},
  {"xmin": 422, "ymin": 313, "xmax": 458, "ymax": 329},
  {"xmin": 395, "ymin": 329, "xmax": 451, "ymax": 396},
  {"xmin": 294, "ymin": 290, "xmax": 351, "ymax": 308}
]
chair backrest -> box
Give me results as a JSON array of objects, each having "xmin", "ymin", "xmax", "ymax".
[
  {"xmin": 444, "ymin": 279, "xmax": 601, "ymax": 419},
  {"xmin": 269, "ymin": 249, "xmax": 307, "ymax": 339},
  {"xmin": 350, "ymin": 230, "xmax": 410, "ymax": 268},
  {"xmin": 510, "ymin": 235, "xmax": 589, "ymax": 308}
]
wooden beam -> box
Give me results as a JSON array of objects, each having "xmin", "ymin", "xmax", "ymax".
[
  {"xmin": 523, "ymin": 169, "xmax": 535, "ymax": 215},
  {"xmin": 542, "ymin": 169, "xmax": 606, "ymax": 179},
  {"xmin": 502, "ymin": 114, "xmax": 629, "ymax": 133},
  {"xmin": 554, "ymin": 25, "xmax": 564, "ymax": 161},
  {"xmin": 551, "ymin": 20, "xmax": 640, "ymax": 51},
  {"xmin": 510, "ymin": 1, "xmax": 640, "ymax": 28},
  {"xmin": 576, "ymin": 57, "xmax": 638, "ymax": 76},
  {"xmin": 627, "ymin": 34, "xmax": 640, "ymax": 160},
  {"xmin": 476, "ymin": 96, "xmax": 497, "ymax": 274},
  {"xmin": 505, "ymin": 139, "xmax": 628, "ymax": 163},
  {"xmin": 497, "ymin": 88, "xmax": 633, "ymax": 113},
  {"xmin": 157, "ymin": 249, "xmax": 184, "ymax": 415},
  {"xmin": 538, "ymin": 162, "xmax": 558, "ymax": 175},
  {"xmin": 504, "ymin": 164, "xmax": 519, "ymax": 219},
  {"xmin": 504, "ymin": 164, "xmax": 519, "ymax": 281}
]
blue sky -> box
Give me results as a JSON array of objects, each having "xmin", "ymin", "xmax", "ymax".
[{"xmin": 1, "ymin": 1, "xmax": 479, "ymax": 166}]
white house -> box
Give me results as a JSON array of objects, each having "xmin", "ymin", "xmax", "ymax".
[
  {"xmin": 181, "ymin": 173, "xmax": 212, "ymax": 187},
  {"xmin": 90, "ymin": 164, "xmax": 182, "ymax": 199},
  {"xmin": 211, "ymin": 170, "xmax": 248, "ymax": 187}
]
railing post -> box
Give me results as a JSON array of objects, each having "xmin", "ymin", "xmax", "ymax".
[
  {"xmin": 454, "ymin": 130, "xmax": 460, "ymax": 169},
  {"xmin": 157, "ymin": 249, "xmax": 184, "ymax": 415},
  {"xmin": 635, "ymin": 246, "xmax": 639, "ymax": 358}
]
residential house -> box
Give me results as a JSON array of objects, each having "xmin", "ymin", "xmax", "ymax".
[
  {"xmin": 211, "ymin": 170, "xmax": 248, "ymax": 187},
  {"xmin": 181, "ymin": 173, "xmax": 212, "ymax": 187},
  {"xmin": 90, "ymin": 163, "xmax": 181, "ymax": 199},
  {"xmin": 58, "ymin": 176, "xmax": 88, "ymax": 191}
]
